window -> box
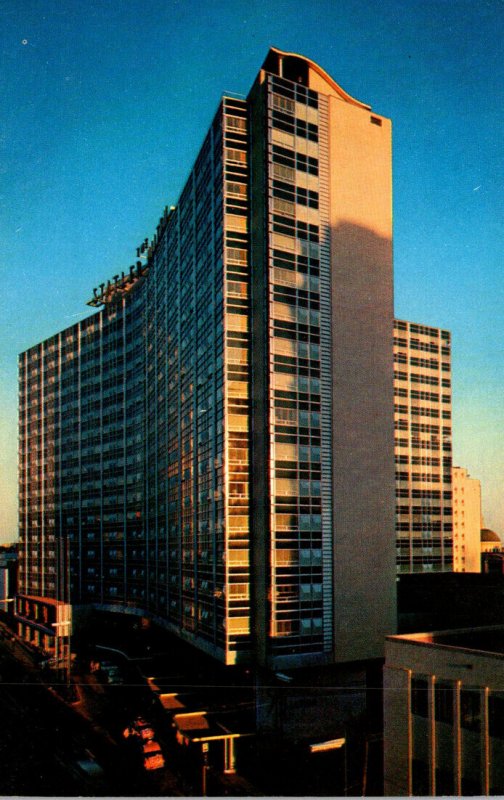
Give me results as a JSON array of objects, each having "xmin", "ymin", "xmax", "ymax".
[
  {"xmin": 435, "ymin": 769, "xmax": 455, "ymax": 797},
  {"xmin": 275, "ymin": 620, "xmax": 294, "ymax": 636},
  {"xmin": 300, "ymin": 617, "xmax": 322, "ymax": 634},
  {"xmin": 489, "ymin": 692, "xmax": 504, "ymax": 738},
  {"xmin": 435, "ymin": 682, "xmax": 453, "ymax": 724},
  {"xmin": 226, "ymin": 182, "xmax": 246, "ymax": 198},
  {"xmin": 412, "ymin": 760, "xmax": 429, "ymax": 796},
  {"xmin": 225, "ymin": 115, "xmax": 246, "ymax": 131},
  {"xmin": 228, "ymin": 583, "xmax": 249, "ymax": 600},
  {"xmin": 227, "ymin": 616, "xmax": 250, "ymax": 634},
  {"xmin": 273, "ymin": 197, "xmax": 295, "ymax": 217},
  {"xmin": 273, "ymin": 162, "xmax": 295, "ymax": 183},
  {"xmin": 460, "ymin": 689, "xmax": 480, "ymax": 731},
  {"xmin": 275, "ymin": 548, "xmax": 298, "ymax": 566},
  {"xmin": 272, "ymin": 93, "xmax": 295, "ymax": 114},
  {"xmin": 411, "ymin": 677, "xmax": 428, "ymax": 717},
  {"xmin": 228, "ymin": 549, "xmax": 249, "ymax": 566},
  {"xmin": 226, "ymin": 148, "xmax": 246, "ymax": 164}
]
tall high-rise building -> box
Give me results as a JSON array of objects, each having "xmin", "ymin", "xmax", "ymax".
[
  {"xmin": 17, "ymin": 48, "xmax": 396, "ymax": 670},
  {"xmin": 452, "ymin": 466, "xmax": 482, "ymax": 572},
  {"xmin": 394, "ymin": 319, "xmax": 453, "ymax": 572}
]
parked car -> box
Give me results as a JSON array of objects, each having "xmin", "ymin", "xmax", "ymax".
[
  {"xmin": 135, "ymin": 717, "xmax": 155, "ymax": 740},
  {"xmin": 123, "ymin": 716, "xmax": 155, "ymax": 741},
  {"xmin": 142, "ymin": 739, "xmax": 165, "ymax": 771}
]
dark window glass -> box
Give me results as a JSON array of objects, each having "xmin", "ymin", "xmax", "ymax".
[
  {"xmin": 435, "ymin": 682, "xmax": 453, "ymax": 724},
  {"xmin": 412, "ymin": 759, "xmax": 430, "ymax": 796},
  {"xmin": 461, "ymin": 776, "xmax": 481, "ymax": 796},
  {"xmin": 412, "ymin": 677, "xmax": 428, "ymax": 718},
  {"xmin": 436, "ymin": 768, "xmax": 455, "ymax": 796},
  {"xmin": 460, "ymin": 690, "xmax": 480, "ymax": 732},
  {"xmin": 489, "ymin": 693, "xmax": 504, "ymax": 738}
]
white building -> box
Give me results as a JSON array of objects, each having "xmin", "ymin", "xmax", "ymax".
[{"xmin": 384, "ymin": 626, "xmax": 504, "ymax": 796}]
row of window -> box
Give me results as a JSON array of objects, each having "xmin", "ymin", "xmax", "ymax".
[
  {"xmin": 395, "ymin": 321, "xmax": 450, "ymax": 340},
  {"xmin": 270, "ymin": 77, "xmax": 319, "ymax": 108},
  {"xmin": 272, "ymin": 144, "xmax": 319, "ymax": 176},
  {"xmin": 411, "ymin": 678, "xmax": 504, "ymax": 736}
]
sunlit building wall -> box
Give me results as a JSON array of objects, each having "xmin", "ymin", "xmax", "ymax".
[
  {"xmin": 142, "ymin": 96, "xmax": 253, "ymax": 662},
  {"xmin": 452, "ymin": 466, "xmax": 482, "ymax": 573},
  {"xmin": 394, "ymin": 320, "xmax": 453, "ymax": 572}
]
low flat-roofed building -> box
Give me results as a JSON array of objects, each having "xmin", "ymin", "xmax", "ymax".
[{"xmin": 384, "ymin": 626, "xmax": 504, "ymax": 796}]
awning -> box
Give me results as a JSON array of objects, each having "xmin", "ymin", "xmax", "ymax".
[{"xmin": 173, "ymin": 711, "xmax": 254, "ymax": 744}]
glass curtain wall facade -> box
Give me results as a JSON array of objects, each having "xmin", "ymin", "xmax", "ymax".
[
  {"xmin": 249, "ymin": 72, "xmax": 333, "ymax": 663},
  {"xmin": 18, "ymin": 98, "xmax": 253, "ymax": 665},
  {"xmin": 394, "ymin": 319, "xmax": 453, "ymax": 572},
  {"xmin": 144, "ymin": 97, "xmax": 252, "ymax": 662},
  {"xmin": 18, "ymin": 291, "xmax": 145, "ymax": 649}
]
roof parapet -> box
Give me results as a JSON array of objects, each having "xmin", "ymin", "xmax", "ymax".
[{"xmin": 262, "ymin": 46, "xmax": 371, "ymax": 110}]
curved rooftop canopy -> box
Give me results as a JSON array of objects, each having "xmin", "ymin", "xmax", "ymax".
[{"xmin": 262, "ymin": 47, "xmax": 371, "ymax": 111}]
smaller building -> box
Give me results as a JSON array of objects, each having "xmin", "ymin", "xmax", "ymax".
[
  {"xmin": 482, "ymin": 550, "xmax": 504, "ymax": 575},
  {"xmin": 0, "ymin": 545, "xmax": 17, "ymax": 613},
  {"xmin": 384, "ymin": 626, "xmax": 504, "ymax": 796},
  {"xmin": 452, "ymin": 467, "xmax": 482, "ymax": 572},
  {"xmin": 15, "ymin": 595, "xmax": 71, "ymax": 670}
]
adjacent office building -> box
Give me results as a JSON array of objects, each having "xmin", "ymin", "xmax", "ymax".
[
  {"xmin": 393, "ymin": 320, "xmax": 453, "ymax": 573},
  {"xmin": 17, "ymin": 48, "xmax": 396, "ymax": 670}
]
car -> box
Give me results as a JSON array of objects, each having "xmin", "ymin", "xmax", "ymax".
[
  {"xmin": 123, "ymin": 717, "xmax": 154, "ymax": 740},
  {"xmin": 123, "ymin": 716, "xmax": 155, "ymax": 741},
  {"xmin": 142, "ymin": 739, "xmax": 165, "ymax": 771}
]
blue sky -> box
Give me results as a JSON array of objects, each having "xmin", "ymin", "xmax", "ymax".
[{"xmin": 1, "ymin": 0, "xmax": 502, "ymax": 542}]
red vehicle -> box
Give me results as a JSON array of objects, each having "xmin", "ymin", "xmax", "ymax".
[
  {"xmin": 122, "ymin": 716, "xmax": 155, "ymax": 741},
  {"xmin": 142, "ymin": 739, "xmax": 165, "ymax": 771}
]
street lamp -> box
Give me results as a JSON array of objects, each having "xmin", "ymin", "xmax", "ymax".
[
  {"xmin": 201, "ymin": 742, "xmax": 209, "ymax": 796},
  {"xmin": 309, "ymin": 736, "xmax": 347, "ymax": 796}
]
